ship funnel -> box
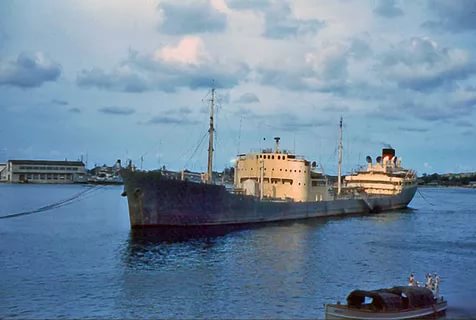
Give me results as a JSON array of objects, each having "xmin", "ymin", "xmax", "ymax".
[
  {"xmin": 382, "ymin": 148, "xmax": 395, "ymax": 160},
  {"xmin": 366, "ymin": 156, "xmax": 372, "ymax": 164},
  {"xmin": 274, "ymin": 137, "xmax": 280, "ymax": 153}
]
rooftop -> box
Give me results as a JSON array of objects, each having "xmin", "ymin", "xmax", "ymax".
[{"xmin": 9, "ymin": 160, "xmax": 85, "ymax": 166}]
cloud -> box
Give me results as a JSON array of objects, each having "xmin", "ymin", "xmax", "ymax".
[
  {"xmin": 454, "ymin": 120, "xmax": 473, "ymax": 128},
  {"xmin": 225, "ymin": 0, "xmax": 270, "ymax": 10},
  {"xmin": 371, "ymin": 95, "xmax": 475, "ymax": 122},
  {"xmin": 263, "ymin": 3, "xmax": 325, "ymax": 39},
  {"xmin": 235, "ymin": 92, "xmax": 259, "ymax": 103},
  {"xmin": 52, "ymin": 99, "xmax": 68, "ymax": 106},
  {"xmin": 155, "ymin": 36, "xmax": 208, "ymax": 65},
  {"xmin": 69, "ymin": 107, "xmax": 81, "ymax": 113},
  {"xmin": 240, "ymin": 110, "xmax": 331, "ymax": 131},
  {"xmin": 257, "ymin": 41, "xmax": 352, "ymax": 93},
  {"xmin": 177, "ymin": 106, "xmax": 193, "ymax": 115},
  {"xmin": 98, "ymin": 106, "xmax": 135, "ymax": 115},
  {"xmin": 77, "ymin": 66, "xmax": 149, "ymax": 92},
  {"xmin": 143, "ymin": 115, "xmax": 199, "ymax": 125},
  {"xmin": 423, "ymin": 0, "xmax": 476, "ymax": 32},
  {"xmin": 226, "ymin": 1, "xmax": 324, "ymax": 38},
  {"xmin": 373, "ymin": 0, "xmax": 403, "ymax": 18},
  {"xmin": 398, "ymin": 126, "xmax": 429, "ymax": 133},
  {"xmin": 77, "ymin": 41, "xmax": 249, "ymax": 92},
  {"xmin": 321, "ymin": 105, "xmax": 350, "ymax": 113},
  {"xmin": 158, "ymin": 1, "xmax": 227, "ymax": 34},
  {"xmin": 0, "ymin": 52, "xmax": 61, "ymax": 88},
  {"xmin": 378, "ymin": 37, "xmax": 475, "ymax": 91}
]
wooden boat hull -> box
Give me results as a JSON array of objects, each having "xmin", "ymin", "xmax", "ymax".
[{"xmin": 325, "ymin": 300, "xmax": 447, "ymax": 320}]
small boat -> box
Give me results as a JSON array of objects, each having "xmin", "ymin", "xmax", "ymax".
[{"xmin": 325, "ymin": 285, "xmax": 447, "ymax": 319}]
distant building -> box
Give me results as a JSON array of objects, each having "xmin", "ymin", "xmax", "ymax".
[
  {"xmin": 469, "ymin": 181, "xmax": 476, "ymax": 188},
  {"xmin": 0, "ymin": 163, "xmax": 6, "ymax": 182},
  {"xmin": 88, "ymin": 160, "xmax": 123, "ymax": 184},
  {"xmin": 3, "ymin": 160, "xmax": 86, "ymax": 183}
]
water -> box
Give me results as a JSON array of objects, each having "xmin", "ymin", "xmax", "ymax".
[{"xmin": 0, "ymin": 184, "xmax": 475, "ymax": 319}]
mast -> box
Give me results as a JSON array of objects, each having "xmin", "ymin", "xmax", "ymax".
[
  {"xmin": 207, "ymin": 88, "xmax": 215, "ymax": 184},
  {"xmin": 337, "ymin": 117, "xmax": 343, "ymax": 196}
]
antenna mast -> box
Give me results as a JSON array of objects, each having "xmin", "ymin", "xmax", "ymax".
[
  {"xmin": 337, "ymin": 117, "xmax": 343, "ymax": 196},
  {"xmin": 207, "ymin": 88, "xmax": 215, "ymax": 184}
]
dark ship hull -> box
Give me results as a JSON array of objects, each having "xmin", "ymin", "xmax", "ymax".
[{"xmin": 122, "ymin": 171, "xmax": 417, "ymax": 228}]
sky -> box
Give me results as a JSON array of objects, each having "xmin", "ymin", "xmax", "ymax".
[{"xmin": 0, "ymin": 0, "xmax": 475, "ymax": 175}]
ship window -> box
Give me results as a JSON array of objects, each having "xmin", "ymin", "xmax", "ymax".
[
  {"xmin": 278, "ymin": 156, "xmax": 281, "ymax": 160},
  {"xmin": 294, "ymin": 170, "xmax": 297, "ymax": 172},
  {"xmin": 285, "ymin": 169, "xmax": 288, "ymax": 172},
  {"xmin": 272, "ymin": 155, "xmax": 274, "ymax": 159},
  {"xmin": 280, "ymin": 169, "xmax": 282, "ymax": 171},
  {"xmin": 268, "ymin": 155, "xmax": 271, "ymax": 159},
  {"xmin": 298, "ymin": 183, "xmax": 301, "ymax": 185},
  {"xmin": 283, "ymin": 156, "xmax": 286, "ymax": 160},
  {"xmin": 312, "ymin": 181, "xmax": 318, "ymax": 187},
  {"xmin": 299, "ymin": 170, "xmax": 301, "ymax": 173}
]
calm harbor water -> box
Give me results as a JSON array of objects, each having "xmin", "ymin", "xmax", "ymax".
[{"xmin": 0, "ymin": 184, "xmax": 475, "ymax": 319}]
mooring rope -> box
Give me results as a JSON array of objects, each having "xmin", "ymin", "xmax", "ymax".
[
  {"xmin": 417, "ymin": 188, "xmax": 436, "ymax": 207},
  {"xmin": 0, "ymin": 185, "xmax": 104, "ymax": 220}
]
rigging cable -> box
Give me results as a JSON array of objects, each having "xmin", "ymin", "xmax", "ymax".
[{"xmin": 0, "ymin": 186, "xmax": 105, "ymax": 220}]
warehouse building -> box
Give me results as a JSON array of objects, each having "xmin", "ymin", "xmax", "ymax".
[{"xmin": 3, "ymin": 160, "xmax": 86, "ymax": 183}]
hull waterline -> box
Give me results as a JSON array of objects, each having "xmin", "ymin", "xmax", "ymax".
[{"xmin": 122, "ymin": 171, "xmax": 417, "ymax": 228}]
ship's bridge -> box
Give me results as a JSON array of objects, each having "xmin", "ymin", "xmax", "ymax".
[{"xmin": 234, "ymin": 137, "xmax": 329, "ymax": 202}]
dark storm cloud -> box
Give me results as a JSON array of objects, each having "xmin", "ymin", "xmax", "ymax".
[
  {"xmin": 158, "ymin": 2, "xmax": 227, "ymax": 34},
  {"xmin": 144, "ymin": 115, "xmax": 199, "ymax": 125},
  {"xmin": 235, "ymin": 92, "xmax": 260, "ymax": 104},
  {"xmin": 51, "ymin": 99, "xmax": 68, "ymax": 106},
  {"xmin": 0, "ymin": 52, "xmax": 61, "ymax": 88},
  {"xmin": 373, "ymin": 0, "xmax": 403, "ymax": 18},
  {"xmin": 378, "ymin": 37, "xmax": 476, "ymax": 91},
  {"xmin": 423, "ymin": 0, "xmax": 476, "ymax": 32},
  {"xmin": 98, "ymin": 106, "xmax": 135, "ymax": 115},
  {"xmin": 77, "ymin": 51, "xmax": 249, "ymax": 92}
]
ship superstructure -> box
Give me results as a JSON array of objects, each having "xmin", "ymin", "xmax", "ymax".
[
  {"xmin": 345, "ymin": 148, "xmax": 417, "ymax": 196},
  {"xmin": 234, "ymin": 137, "xmax": 330, "ymax": 202}
]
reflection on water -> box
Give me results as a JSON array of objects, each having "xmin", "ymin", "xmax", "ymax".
[{"xmin": 1, "ymin": 185, "xmax": 476, "ymax": 318}]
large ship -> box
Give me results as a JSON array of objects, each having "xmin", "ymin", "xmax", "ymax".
[{"xmin": 122, "ymin": 90, "xmax": 417, "ymax": 228}]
